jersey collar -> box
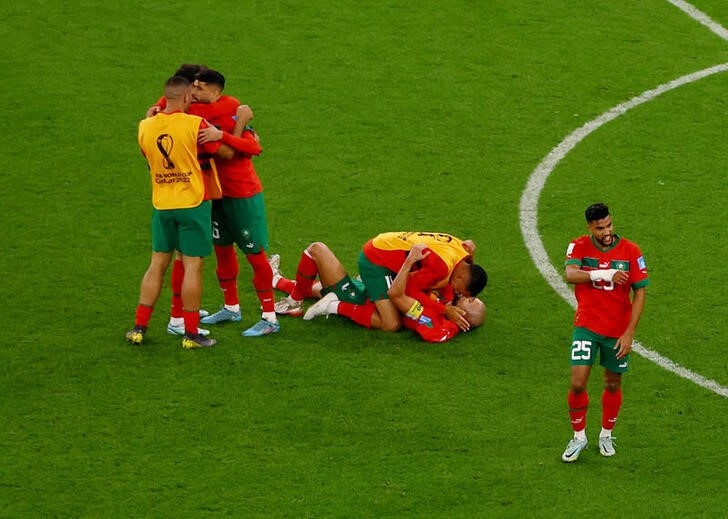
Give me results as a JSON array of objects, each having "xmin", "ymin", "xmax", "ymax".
[{"xmin": 590, "ymin": 234, "xmax": 621, "ymax": 252}]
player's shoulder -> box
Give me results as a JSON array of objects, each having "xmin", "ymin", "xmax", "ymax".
[
  {"xmin": 569, "ymin": 235, "xmax": 591, "ymax": 247},
  {"xmin": 615, "ymin": 236, "xmax": 643, "ymax": 253},
  {"xmin": 219, "ymin": 95, "xmax": 240, "ymax": 107}
]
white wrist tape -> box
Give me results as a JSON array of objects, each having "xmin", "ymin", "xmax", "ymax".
[{"xmin": 589, "ymin": 269, "xmax": 618, "ymax": 282}]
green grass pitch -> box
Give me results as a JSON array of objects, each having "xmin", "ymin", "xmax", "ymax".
[{"xmin": 1, "ymin": 0, "xmax": 727, "ymax": 516}]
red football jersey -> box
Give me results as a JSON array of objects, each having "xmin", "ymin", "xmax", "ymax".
[
  {"xmin": 156, "ymin": 95, "xmax": 263, "ymax": 198},
  {"xmin": 402, "ymin": 305, "xmax": 460, "ymax": 343},
  {"xmin": 565, "ymin": 235, "xmax": 649, "ymax": 337},
  {"xmin": 190, "ymin": 96, "xmax": 263, "ymax": 198}
]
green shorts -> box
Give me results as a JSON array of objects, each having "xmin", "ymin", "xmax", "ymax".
[
  {"xmin": 321, "ymin": 274, "xmax": 368, "ymax": 305},
  {"xmin": 570, "ymin": 327, "xmax": 629, "ymax": 374},
  {"xmin": 357, "ymin": 251, "xmax": 395, "ymax": 302},
  {"xmin": 151, "ymin": 201, "xmax": 212, "ymax": 257},
  {"xmin": 211, "ymin": 193, "xmax": 269, "ymax": 253}
]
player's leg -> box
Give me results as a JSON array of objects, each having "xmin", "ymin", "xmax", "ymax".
[
  {"xmin": 562, "ymin": 327, "xmax": 597, "ymax": 462},
  {"xmin": 268, "ymin": 253, "xmax": 297, "ymax": 294},
  {"xmin": 277, "ymin": 241, "xmax": 342, "ymax": 316},
  {"xmin": 169, "ymin": 252, "xmax": 185, "ymax": 321},
  {"xmin": 371, "ymin": 299, "xmax": 401, "ymax": 332},
  {"xmin": 288, "ymin": 245, "xmax": 323, "ymax": 300},
  {"xmin": 167, "ymin": 251, "xmax": 210, "ymax": 336},
  {"xmin": 127, "ymin": 251, "xmax": 174, "ymax": 345},
  {"xmin": 178, "ymin": 203, "xmax": 216, "ymax": 349},
  {"xmin": 201, "ymin": 199, "xmax": 242, "ymax": 324},
  {"xmin": 304, "ymin": 251, "xmax": 398, "ymax": 330},
  {"xmin": 311, "ymin": 242, "xmax": 349, "ymax": 287},
  {"xmin": 127, "ymin": 209, "xmax": 175, "ymax": 345},
  {"xmin": 231, "ymin": 194, "xmax": 279, "ymax": 336},
  {"xmin": 599, "ymin": 340, "xmax": 627, "ymax": 457}
]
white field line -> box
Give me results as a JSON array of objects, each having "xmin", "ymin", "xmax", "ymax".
[
  {"xmin": 518, "ymin": 20, "xmax": 728, "ymax": 398},
  {"xmin": 667, "ymin": 0, "xmax": 728, "ymax": 41}
]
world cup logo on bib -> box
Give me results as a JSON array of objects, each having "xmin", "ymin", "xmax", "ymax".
[{"xmin": 156, "ymin": 134, "xmax": 175, "ymax": 169}]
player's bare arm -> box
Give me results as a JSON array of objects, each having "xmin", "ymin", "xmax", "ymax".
[
  {"xmin": 462, "ymin": 239, "xmax": 476, "ymax": 260},
  {"xmin": 615, "ymin": 287, "xmax": 646, "ymax": 359},
  {"xmin": 234, "ymin": 105, "xmax": 254, "ymax": 136},
  {"xmin": 444, "ymin": 303, "xmax": 470, "ymax": 332},
  {"xmin": 146, "ymin": 105, "xmax": 161, "ymax": 118},
  {"xmin": 198, "ymin": 124, "xmax": 224, "ymax": 144},
  {"xmin": 387, "ymin": 244, "xmax": 430, "ymax": 312}
]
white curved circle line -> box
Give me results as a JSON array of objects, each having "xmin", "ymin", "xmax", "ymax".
[{"xmin": 519, "ymin": 63, "xmax": 728, "ymax": 398}]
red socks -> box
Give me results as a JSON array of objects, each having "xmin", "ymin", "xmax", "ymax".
[
  {"xmin": 183, "ymin": 310, "xmax": 200, "ymax": 335},
  {"xmin": 567, "ymin": 390, "xmax": 589, "ymax": 433},
  {"xmin": 274, "ymin": 276, "xmax": 296, "ymax": 294},
  {"xmin": 337, "ymin": 301, "xmax": 375, "ymax": 328},
  {"xmin": 214, "ymin": 245, "xmax": 240, "ymax": 306},
  {"xmin": 602, "ymin": 389, "xmax": 622, "ymax": 430},
  {"xmin": 170, "ymin": 259, "xmax": 185, "ymax": 319},
  {"xmin": 135, "ymin": 304, "xmax": 154, "ymax": 328},
  {"xmin": 290, "ymin": 250, "xmax": 318, "ymax": 301},
  {"xmin": 246, "ymin": 251, "xmax": 275, "ymax": 313}
]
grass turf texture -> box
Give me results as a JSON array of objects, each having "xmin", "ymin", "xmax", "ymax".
[{"xmin": 2, "ymin": 0, "xmax": 727, "ymax": 516}]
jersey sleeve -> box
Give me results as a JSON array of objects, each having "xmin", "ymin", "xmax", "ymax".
[
  {"xmin": 565, "ymin": 239, "xmax": 583, "ymax": 267},
  {"xmin": 405, "ymin": 251, "xmax": 450, "ymax": 315},
  {"xmin": 197, "ymin": 119, "xmax": 222, "ymax": 155},
  {"xmin": 630, "ymin": 244, "xmax": 650, "ymax": 289},
  {"xmin": 221, "ymin": 129, "xmax": 262, "ymax": 156}
]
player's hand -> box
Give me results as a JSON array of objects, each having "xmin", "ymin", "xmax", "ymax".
[
  {"xmin": 462, "ymin": 239, "xmax": 476, "ymax": 256},
  {"xmin": 444, "ymin": 303, "xmax": 470, "ymax": 332},
  {"xmin": 198, "ymin": 125, "xmax": 224, "ymax": 144},
  {"xmin": 612, "ymin": 270, "xmax": 629, "ymax": 284},
  {"xmin": 407, "ymin": 244, "xmax": 430, "ymax": 263},
  {"xmin": 146, "ymin": 105, "xmax": 161, "ymax": 118},
  {"xmin": 614, "ymin": 332, "xmax": 634, "ymax": 359},
  {"xmin": 236, "ymin": 104, "xmax": 254, "ymax": 125}
]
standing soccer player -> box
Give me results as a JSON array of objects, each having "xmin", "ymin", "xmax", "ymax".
[
  {"xmin": 127, "ymin": 76, "xmax": 232, "ymax": 350},
  {"xmin": 191, "ymin": 69, "xmax": 280, "ymax": 337},
  {"xmin": 561, "ymin": 203, "xmax": 649, "ymax": 462}
]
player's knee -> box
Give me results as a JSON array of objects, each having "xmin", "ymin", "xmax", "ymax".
[
  {"xmin": 380, "ymin": 323, "xmax": 401, "ymax": 333},
  {"xmin": 380, "ymin": 317, "xmax": 402, "ymax": 333},
  {"xmin": 604, "ymin": 380, "xmax": 621, "ymax": 393},
  {"xmin": 570, "ymin": 381, "xmax": 588, "ymax": 393},
  {"xmin": 306, "ymin": 242, "xmax": 329, "ymax": 258}
]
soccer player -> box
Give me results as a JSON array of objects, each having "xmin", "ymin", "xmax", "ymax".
[
  {"xmin": 189, "ymin": 69, "xmax": 280, "ymax": 337},
  {"xmin": 269, "ymin": 242, "xmax": 485, "ymax": 341},
  {"xmin": 127, "ymin": 76, "xmax": 233, "ymax": 350},
  {"xmin": 387, "ymin": 244, "xmax": 485, "ymax": 342},
  {"xmin": 302, "ymin": 232, "xmax": 486, "ymax": 332},
  {"xmin": 275, "ymin": 232, "xmax": 487, "ymax": 333},
  {"xmin": 561, "ymin": 203, "xmax": 649, "ymax": 462},
  {"xmin": 150, "ymin": 64, "xmax": 218, "ymax": 338}
]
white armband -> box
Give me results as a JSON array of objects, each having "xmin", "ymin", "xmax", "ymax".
[{"xmin": 589, "ymin": 269, "xmax": 618, "ymax": 282}]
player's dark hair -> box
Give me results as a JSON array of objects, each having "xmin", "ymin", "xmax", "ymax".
[
  {"xmin": 195, "ymin": 69, "xmax": 225, "ymax": 89},
  {"xmin": 585, "ymin": 203, "xmax": 610, "ymax": 223},
  {"xmin": 164, "ymin": 76, "xmax": 191, "ymax": 100},
  {"xmin": 173, "ymin": 63, "xmax": 209, "ymax": 82},
  {"xmin": 165, "ymin": 75, "xmax": 190, "ymax": 88},
  {"xmin": 467, "ymin": 264, "xmax": 488, "ymax": 297}
]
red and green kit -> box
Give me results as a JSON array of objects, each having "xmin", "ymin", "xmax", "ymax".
[{"xmin": 565, "ymin": 235, "xmax": 649, "ymax": 338}]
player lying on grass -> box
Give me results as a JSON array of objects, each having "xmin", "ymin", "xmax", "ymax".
[
  {"xmin": 270, "ymin": 241, "xmax": 485, "ymax": 342},
  {"xmin": 386, "ymin": 243, "xmax": 485, "ymax": 341},
  {"xmin": 276, "ymin": 232, "xmax": 487, "ymax": 333}
]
